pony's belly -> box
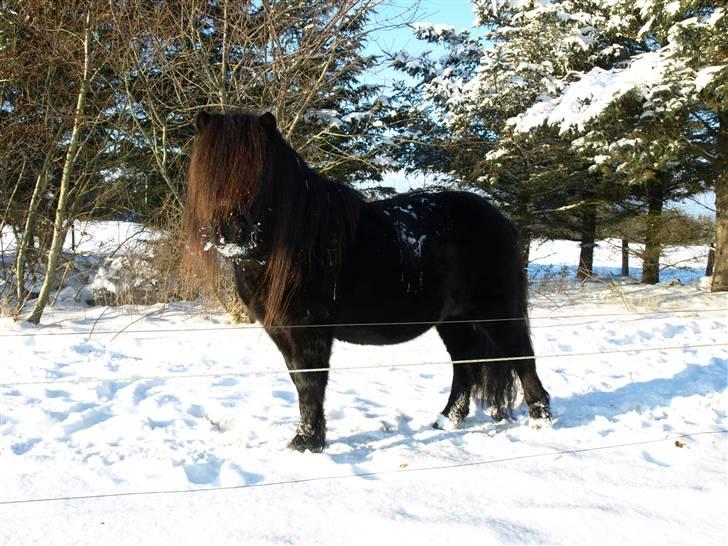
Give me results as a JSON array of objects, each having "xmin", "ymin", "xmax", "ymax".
[{"xmin": 333, "ymin": 324, "xmax": 432, "ymax": 345}]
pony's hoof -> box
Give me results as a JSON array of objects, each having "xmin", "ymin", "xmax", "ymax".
[
  {"xmin": 288, "ymin": 433, "xmax": 325, "ymax": 453},
  {"xmin": 528, "ymin": 401, "xmax": 552, "ymax": 427}
]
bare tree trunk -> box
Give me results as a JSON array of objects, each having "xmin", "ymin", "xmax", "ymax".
[
  {"xmin": 706, "ymin": 243, "xmax": 715, "ymax": 276},
  {"xmin": 641, "ymin": 171, "xmax": 665, "ymax": 285},
  {"xmin": 576, "ymin": 202, "xmax": 597, "ymax": 280},
  {"xmin": 27, "ymin": 13, "xmax": 92, "ymax": 324},
  {"xmin": 621, "ymin": 239, "xmax": 630, "ymax": 276},
  {"xmin": 218, "ymin": 0, "xmax": 229, "ymax": 111},
  {"xmin": 711, "ymin": 110, "xmax": 728, "ymax": 292},
  {"xmin": 15, "ymin": 150, "xmax": 54, "ymax": 305}
]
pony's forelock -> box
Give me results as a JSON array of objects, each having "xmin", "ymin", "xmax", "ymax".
[{"xmin": 182, "ymin": 112, "xmax": 267, "ymax": 280}]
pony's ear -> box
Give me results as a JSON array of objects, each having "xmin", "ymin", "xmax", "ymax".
[
  {"xmin": 195, "ymin": 111, "xmax": 211, "ymax": 132},
  {"xmin": 259, "ymin": 111, "xmax": 277, "ymax": 132}
]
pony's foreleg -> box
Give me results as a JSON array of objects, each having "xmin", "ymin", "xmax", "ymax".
[
  {"xmin": 434, "ymin": 364, "xmax": 475, "ymax": 430},
  {"xmin": 271, "ymin": 331, "xmax": 332, "ymax": 453},
  {"xmin": 287, "ymin": 365, "xmax": 329, "ymax": 453}
]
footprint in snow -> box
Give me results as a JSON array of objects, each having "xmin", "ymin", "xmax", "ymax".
[
  {"xmin": 661, "ymin": 323, "xmax": 688, "ymax": 339},
  {"xmin": 187, "ymin": 404, "xmax": 206, "ymax": 418},
  {"xmin": 213, "ymin": 377, "xmax": 239, "ymax": 387},
  {"xmin": 73, "ymin": 341, "xmax": 106, "ymax": 356},
  {"xmin": 95, "ymin": 380, "xmax": 130, "ymax": 401},
  {"xmin": 146, "ymin": 417, "xmax": 176, "ymax": 429},
  {"xmin": 183, "ymin": 455, "xmax": 223, "ymax": 485},
  {"xmin": 226, "ymin": 463, "xmax": 264, "ymax": 485},
  {"xmin": 133, "ymin": 378, "xmax": 165, "ymax": 405},
  {"xmin": 272, "ymin": 390, "xmax": 295, "ymax": 403},
  {"xmin": 45, "ymin": 401, "xmax": 96, "ymax": 422},
  {"xmin": 64, "ymin": 407, "xmax": 113, "ymax": 434},
  {"xmin": 11, "ymin": 438, "xmax": 41, "ymax": 455},
  {"xmin": 45, "ymin": 389, "xmax": 71, "ymax": 399},
  {"xmin": 154, "ymin": 393, "xmax": 180, "ymax": 406}
]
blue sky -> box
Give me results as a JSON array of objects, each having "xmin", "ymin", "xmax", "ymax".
[
  {"xmin": 364, "ymin": 1, "xmax": 477, "ymax": 86},
  {"xmin": 368, "ymin": 1, "xmax": 477, "ymax": 52}
]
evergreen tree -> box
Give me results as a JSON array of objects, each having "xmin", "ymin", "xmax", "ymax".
[
  {"xmin": 507, "ymin": 1, "xmax": 725, "ymax": 284},
  {"xmin": 388, "ymin": 1, "xmax": 637, "ymax": 268}
]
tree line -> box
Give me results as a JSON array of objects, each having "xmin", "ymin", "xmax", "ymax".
[
  {"xmin": 0, "ymin": 1, "xmax": 725, "ymax": 324},
  {"xmin": 388, "ymin": 0, "xmax": 725, "ymax": 288}
]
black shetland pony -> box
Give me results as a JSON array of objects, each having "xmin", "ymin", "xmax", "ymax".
[{"xmin": 183, "ymin": 110, "xmax": 551, "ymax": 453}]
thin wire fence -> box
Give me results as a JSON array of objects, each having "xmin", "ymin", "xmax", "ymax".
[
  {"xmin": 2, "ymin": 303, "xmax": 725, "ymax": 509},
  {"xmin": 1, "ymin": 307, "xmax": 726, "ymax": 340},
  {"xmin": 0, "ymin": 429, "xmax": 724, "ymax": 506},
  {"xmin": 0, "ymin": 309, "xmax": 728, "ymax": 505},
  {"xmin": 2, "ymin": 341, "xmax": 726, "ymax": 388}
]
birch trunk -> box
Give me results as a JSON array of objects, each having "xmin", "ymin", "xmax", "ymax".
[
  {"xmin": 15, "ymin": 150, "xmax": 53, "ymax": 306},
  {"xmin": 27, "ymin": 12, "xmax": 92, "ymax": 324}
]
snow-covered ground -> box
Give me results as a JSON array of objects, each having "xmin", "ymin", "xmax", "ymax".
[{"xmin": 1, "ymin": 227, "xmax": 726, "ymax": 545}]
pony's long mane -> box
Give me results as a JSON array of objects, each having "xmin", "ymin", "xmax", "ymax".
[{"xmin": 183, "ymin": 110, "xmax": 363, "ymax": 327}]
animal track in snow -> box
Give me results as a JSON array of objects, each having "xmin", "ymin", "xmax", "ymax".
[
  {"xmin": 11, "ymin": 437, "xmax": 41, "ymax": 455},
  {"xmin": 182, "ymin": 454, "xmax": 223, "ymax": 485}
]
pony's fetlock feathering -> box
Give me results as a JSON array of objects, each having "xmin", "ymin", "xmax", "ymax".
[{"xmin": 183, "ymin": 110, "xmax": 551, "ymax": 453}]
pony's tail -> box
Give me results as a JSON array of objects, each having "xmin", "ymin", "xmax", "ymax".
[
  {"xmin": 471, "ymin": 225, "xmax": 529, "ymax": 419},
  {"xmin": 473, "ymin": 364, "xmax": 519, "ymax": 420}
]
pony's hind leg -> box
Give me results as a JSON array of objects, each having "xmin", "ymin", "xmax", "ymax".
[
  {"xmin": 480, "ymin": 321, "xmax": 552, "ymax": 424},
  {"xmin": 434, "ymin": 323, "xmax": 479, "ymax": 429},
  {"xmin": 515, "ymin": 359, "xmax": 552, "ymax": 423}
]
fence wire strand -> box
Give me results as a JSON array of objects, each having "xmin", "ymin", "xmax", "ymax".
[
  {"xmin": 2, "ymin": 341, "xmax": 726, "ymax": 388},
  {"xmin": 1, "ymin": 305, "xmax": 725, "ymax": 509},
  {"xmin": 0, "ymin": 429, "xmax": 724, "ymax": 507},
  {"xmin": 1, "ymin": 307, "xmax": 727, "ymax": 340}
]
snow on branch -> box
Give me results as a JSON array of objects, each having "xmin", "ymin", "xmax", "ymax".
[
  {"xmin": 411, "ymin": 22, "xmax": 456, "ymax": 41},
  {"xmin": 695, "ymin": 65, "xmax": 725, "ymax": 92},
  {"xmin": 508, "ymin": 48, "xmax": 686, "ymax": 134}
]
